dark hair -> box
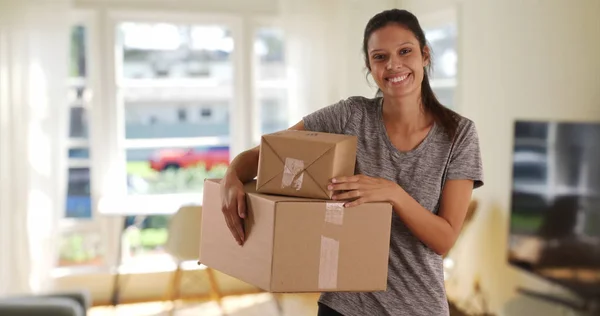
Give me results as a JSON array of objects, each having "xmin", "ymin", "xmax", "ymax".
[{"xmin": 363, "ymin": 9, "xmax": 459, "ymax": 140}]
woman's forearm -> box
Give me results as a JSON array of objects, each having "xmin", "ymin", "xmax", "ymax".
[
  {"xmin": 227, "ymin": 121, "xmax": 305, "ymax": 183},
  {"xmin": 226, "ymin": 146, "xmax": 260, "ymax": 183},
  {"xmin": 390, "ymin": 190, "xmax": 456, "ymax": 256}
]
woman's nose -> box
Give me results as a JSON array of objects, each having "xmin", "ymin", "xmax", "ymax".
[{"xmin": 386, "ymin": 56, "xmax": 402, "ymax": 70}]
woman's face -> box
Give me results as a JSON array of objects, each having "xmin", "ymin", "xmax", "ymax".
[{"xmin": 367, "ymin": 24, "xmax": 429, "ymax": 100}]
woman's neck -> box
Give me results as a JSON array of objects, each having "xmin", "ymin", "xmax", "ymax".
[{"xmin": 382, "ymin": 95, "xmax": 431, "ymax": 133}]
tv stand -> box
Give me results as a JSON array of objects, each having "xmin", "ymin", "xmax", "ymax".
[{"xmin": 517, "ymin": 287, "xmax": 599, "ymax": 316}]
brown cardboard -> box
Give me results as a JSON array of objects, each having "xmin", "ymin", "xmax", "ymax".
[
  {"xmin": 256, "ymin": 130, "xmax": 357, "ymax": 199},
  {"xmin": 199, "ymin": 179, "xmax": 392, "ymax": 293}
]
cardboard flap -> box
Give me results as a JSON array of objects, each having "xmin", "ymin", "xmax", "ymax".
[
  {"xmin": 305, "ymin": 146, "xmax": 337, "ymax": 196},
  {"xmin": 256, "ymin": 140, "xmax": 285, "ymax": 190},
  {"xmin": 257, "ymin": 134, "xmax": 335, "ymax": 190}
]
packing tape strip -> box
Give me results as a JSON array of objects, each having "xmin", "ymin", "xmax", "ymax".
[
  {"xmin": 281, "ymin": 157, "xmax": 304, "ymax": 190},
  {"xmin": 325, "ymin": 203, "xmax": 344, "ymax": 225},
  {"xmin": 318, "ymin": 236, "xmax": 339, "ymax": 290}
]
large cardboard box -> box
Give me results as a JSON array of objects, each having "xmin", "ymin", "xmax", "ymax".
[
  {"xmin": 256, "ymin": 130, "xmax": 357, "ymax": 199},
  {"xmin": 199, "ymin": 179, "xmax": 392, "ymax": 293}
]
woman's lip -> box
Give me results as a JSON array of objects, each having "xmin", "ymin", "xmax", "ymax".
[{"xmin": 385, "ymin": 73, "xmax": 411, "ymax": 83}]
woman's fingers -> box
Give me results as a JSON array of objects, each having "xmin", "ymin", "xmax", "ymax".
[
  {"xmin": 237, "ymin": 192, "xmax": 246, "ymax": 219},
  {"xmin": 330, "ymin": 175, "xmax": 362, "ymax": 183},
  {"xmin": 231, "ymin": 213, "xmax": 245, "ymax": 244},
  {"xmin": 328, "ymin": 182, "xmax": 360, "ymax": 191},
  {"xmin": 222, "ymin": 200, "xmax": 245, "ymax": 245},
  {"xmin": 344, "ymin": 197, "xmax": 367, "ymax": 208},
  {"xmin": 224, "ymin": 213, "xmax": 243, "ymax": 245},
  {"xmin": 332, "ymin": 189, "xmax": 362, "ymax": 201}
]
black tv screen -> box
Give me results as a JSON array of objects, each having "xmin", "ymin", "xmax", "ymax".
[{"xmin": 508, "ymin": 120, "xmax": 600, "ymax": 299}]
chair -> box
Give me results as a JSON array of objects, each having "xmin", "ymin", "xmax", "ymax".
[{"xmin": 163, "ymin": 205, "xmax": 223, "ymax": 314}]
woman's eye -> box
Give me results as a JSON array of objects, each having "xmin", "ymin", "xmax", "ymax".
[
  {"xmin": 400, "ymin": 48, "xmax": 411, "ymax": 55},
  {"xmin": 372, "ymin": 54, "xmax": 385, "ymax": 60}
]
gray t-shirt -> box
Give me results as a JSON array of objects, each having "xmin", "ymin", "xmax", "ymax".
[{"xmin": 303, "ymin": 96, "xmax": 484, "ymax": 316}]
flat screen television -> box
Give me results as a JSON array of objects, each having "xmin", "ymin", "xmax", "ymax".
[{"xmin": 508, "ymin": 120, "xmax": 600, "ymax": 302}]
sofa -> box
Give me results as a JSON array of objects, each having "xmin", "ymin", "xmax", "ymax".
[{"xmin": 0, "ymin": 291, "xmax": 90, "ymax": 316}]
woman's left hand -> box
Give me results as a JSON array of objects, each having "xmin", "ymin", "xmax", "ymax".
[{"xmin": 328, "ymin": 174, "xmax": 402, "ymax": 207}]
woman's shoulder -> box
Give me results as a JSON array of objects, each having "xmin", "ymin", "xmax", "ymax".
[
  {"xmin": 303, "ymin": 95, "xmax": 379, "ymax": 134},
  {"xmin": 329, "ymin": 95, "xmax": 381, "ymax": 117},
  {"xmin": 436, "ymin": 108, "xmax": 478, "ymax": 140},
  {"xmin": 453, "ymin": 112, "xmax": 479, "ymax": 138},
  {"xmin": 343, "ymin": 95, "xmax": 381, "ymax": 108}
]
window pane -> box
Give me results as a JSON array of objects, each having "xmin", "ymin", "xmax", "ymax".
[
  {"xmin": 123, "ymin": 215, "xmax": 169, "ymax": 257},
  {"xmin": 66, "ymin": 167, "xmax": 92, "ymax": 219},
  {"xmin": 118, "ymin": 22, "xmax": 233, "ymax": 196},
  {"xmin": 58, "ymin": 231, "xmax": 103, "ymax": 267},
  {"xmin": 124, "ymin": 101, "xmax": 229, "ymax": 139},
  {"xmin": 70, "ymin": 25, "xmax": 86, "ymax": 78},
  {"xmin": 425, "ymin": 24, "xmax": 457, "ymax": 81},
  {"xmin": 255, "ymin": 27, "xmax": 288, "ymax": 140},
  {"xmin": 255, "ymin": 28, "xmax": 285, "ymax": 80},
  {"xmin": 68, "ymin": 148, "xmax": 90, "ymax": 159},
  {"xmin": 126, "ymin": 146, "xmax": 229, "ymax": 195},
  {"xmin": 119, "ymin": 23, "xmax": 233, "ymax": 80},
  {"xmin": 69, "ymin": 106, "xmax": 89, "ymax": 139},
  {"xmin": 433, "ymin": 87, "xmax": 455, "ymax": 108}
]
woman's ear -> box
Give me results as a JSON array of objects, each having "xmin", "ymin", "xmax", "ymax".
[{"xmin": 422, "ymin": 46, "xmax": 431, "ymax": 67}]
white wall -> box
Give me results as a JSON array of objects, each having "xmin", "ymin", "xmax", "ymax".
[
  {"xmin": 397, "ymin": 0, "xmax": 600, "ymax": 315},
  {"xmin": 279, "ymin": 0, "xmax": 396, "ymax": 124},
  {"xmin": 75, "ymin": 0, "xmax": 279, "ymax": 15}
]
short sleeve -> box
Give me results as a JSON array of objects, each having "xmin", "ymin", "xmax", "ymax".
[
  {"xmin": 302, "ymin": 98, "xmax": 354, "ymax": 134},
  {"xmin": 447, "ymin": 119, "xmax": 484, "ymax": 189}
]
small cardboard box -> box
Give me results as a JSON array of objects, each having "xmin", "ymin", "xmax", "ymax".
[
  {"xmin": 199, "ymin": 179, "xmax": 392, "ymax": 293},
  {"xmin": 256, "ymin": 130, "xmax": 357, "ymax": 199}
]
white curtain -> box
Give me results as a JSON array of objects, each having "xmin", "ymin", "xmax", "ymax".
[
  {"xmin": 279, "ymin": 0, "xmax": 395, "ymax": 123},
  {"xmin": 0, "ymin": 0, "xmax": 71, "ymax": 295}
]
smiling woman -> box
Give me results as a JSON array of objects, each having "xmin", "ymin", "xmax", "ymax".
[{"xmin": 220, "ymin": 9, "xmax": 484, "ymax": 316}]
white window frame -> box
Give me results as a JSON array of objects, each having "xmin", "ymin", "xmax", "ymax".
[
  {"xmin": 248, "ymin": 16, "xmax": 289, "ymax": 146},
  {"xmin": 54, "ymin": 8, "xmax": 108, "ymax": 276},
  {"xmin": 418, "ymin": 7, "xmax": 460, "ymax": 111},
  {"xmin": 94, "ymin": 11, "xmax": 252, "ymax": 216},
  {"xmin": 55, "ymin": 9, "xmax": 287, "ymax": 277},
  {"xmin": 62, "ymin": 9, "xmax": 99, "ymax": 228}
]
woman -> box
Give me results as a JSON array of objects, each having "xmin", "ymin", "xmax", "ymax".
[{"xmin": 220, "ymin": 9, "xmax": 484, "ymax": 316}]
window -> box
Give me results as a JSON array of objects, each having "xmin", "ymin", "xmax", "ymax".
[
  {"xmin": 59, "ymin": 20, "xmax": 105, "ymax": 268},
  {"xmin": 422, "ymin": 10, "xmax": 458, "ymax": 109},
  {"xmin": 55, "ymin": 13, "xmax": 286, "ymax": 275},
  {"xmin": 66, "ymin": 25, "xmax": 91, "ymax": 219},
  {"xmin": 114, "ymin": 20, "xmax": 234, "ymax": 266},
  {"xmin": 118, "ymin": 22, "xmax": 231, "ymax": 196},
  {"xmin": 253, "ymin": 26, "xmax": 288, "ymax": 144}
]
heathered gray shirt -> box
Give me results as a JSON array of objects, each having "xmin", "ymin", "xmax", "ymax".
[{"xmin": 303, "ymin": 96, "xmax": 484, "ymax": 316}]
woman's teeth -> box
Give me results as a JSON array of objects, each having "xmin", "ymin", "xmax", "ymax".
[{"xmin": 389, "ymin": 74, "xmax": 409, "ymax": 83}]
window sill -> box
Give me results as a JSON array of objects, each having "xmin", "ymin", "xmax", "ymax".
[
  {"xmin": 98, "ymin": 193, "xmax": 203, "ymax": 216},
  {"xmin": 52, "ymin": 254, "xmax": 206, "ymax": 278}
]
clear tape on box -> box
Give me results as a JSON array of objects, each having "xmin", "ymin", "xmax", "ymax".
[
  {"xmin": 325, "ymin": 202, "xmax": 344, "ymax": 225},
  {"xmin": 318, "ymin": 236, "xmax": 340, "ymax": 289},
  {"xmin": 281, "ymin": 157, "xmax": 305, "ymax": 191},
  {"xmin": 319, "ymin": 202, "xmax": 345, "ymax": 290}
]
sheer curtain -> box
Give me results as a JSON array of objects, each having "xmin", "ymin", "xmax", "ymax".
[
  {"xmin": 0, "ymin": 0, "xmax": 71, "ymax": 295},
  {"xmin": 279, "ymin": 0, "xmax": 394, "ymax": 123}
]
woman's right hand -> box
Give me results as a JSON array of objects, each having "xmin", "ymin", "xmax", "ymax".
[{"xmin": 220, "ymin": 171, "xmax": 247, "ymax": 245}]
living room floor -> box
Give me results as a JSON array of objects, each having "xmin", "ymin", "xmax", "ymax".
[{"xmin": 89, "ymin": 293, "xmax": 320, "ymax": 316}]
